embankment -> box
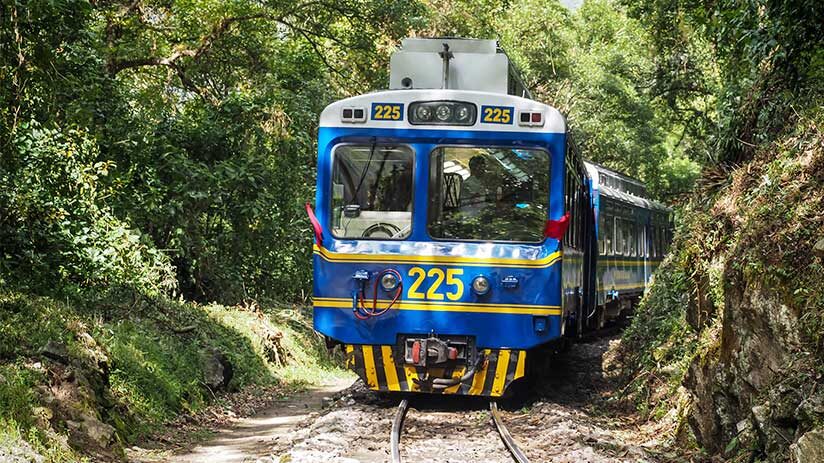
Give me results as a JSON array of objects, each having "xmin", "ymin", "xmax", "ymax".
[
  {"xmin": 0, "ymin": 292, "xmax": 344, "ymax": 462},
  {"xmin": 620, "ymin": 111, "xmax": 824, "ymax": 461}
]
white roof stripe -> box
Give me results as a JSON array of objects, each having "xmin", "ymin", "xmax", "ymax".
[{"xmin": 320, "ymin": 89, "xmax": 566, "ymax": 134}]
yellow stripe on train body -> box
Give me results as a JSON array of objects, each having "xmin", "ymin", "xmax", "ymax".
[
  {"xmin": 468, "ymin": 349, "xmax": 492, "ymax": 395},
  {"xmin": 345, "ymin": 345, "xmax": 355, "ymax": 368},
  {"xmin": 402, "ymin": 365, "xmax": 419, "ymax": 392},
  {"xmin": 515, "ymin": 350, "xmax": 526, "ymax": 378},
  {"xmin": 380, "ymin": 346, "xmax": 401, "ymax": 391},
  {"xmin": 361, "ymin": 345, "xmax": 379, "ymax": 389},
  {"xmin": 313, "ymin": 297, "xmax": 561, "ymax": 316},
  {"xmin": 491, "ymin": 350, "xmax": 511, "ymax": 396},
  {"xmin": 313, "ymin": 245, "xmax": 561, "ymax": 269},
  {"xmin": 444, "ymin": 367, "xmax": 464, "ymax": 394}
]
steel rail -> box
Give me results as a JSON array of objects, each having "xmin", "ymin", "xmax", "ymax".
[
  {"xmin": 490, "ymin": 402, "xmax": 531, "ymax": 463},
  {"xmin": 391, "ymin": 399, "xmax": 409, "ymax": 463}
]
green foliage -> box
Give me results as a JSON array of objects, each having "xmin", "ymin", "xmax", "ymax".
[
  {"xmin": 1, "ymin": 123, "xmax": 176, "ymax": 295},
  {"xmin": 624, "ymin": 0, "xmax": 824, "ymax": 165}
]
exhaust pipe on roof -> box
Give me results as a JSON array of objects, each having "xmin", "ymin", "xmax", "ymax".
[{"xmin": 439, "ymin": 43, "xmax": 453, "ymax": 89}]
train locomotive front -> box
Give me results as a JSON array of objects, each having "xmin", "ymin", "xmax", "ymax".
[{"xmin": 308, "ymin": 41, "xmax": 577, "ymax": 397}]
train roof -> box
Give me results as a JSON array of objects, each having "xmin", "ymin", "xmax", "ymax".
[{"xmin": 585, "ymin": 161, "xmax": 670, "ymax": 212}]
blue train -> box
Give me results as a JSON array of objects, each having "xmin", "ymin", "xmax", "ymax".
[{"xmin": 307, "ymin": 39, "xmax": 671, "ymax": 397}]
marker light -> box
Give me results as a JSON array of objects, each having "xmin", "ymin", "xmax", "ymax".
[
  {"xmin": 517, "ymin": 110, "xmax": 544, "ymax": 127},
  {"xmin": 435, "ymin": 104, "xmax": 452, "ymax": 121},
  {"xmin": 380, "ymin": 272, "xmax": 399, "ymax": 291},
  {"xmin": 471, "ymin": 275, "xmax": 491, "ymax": 295},
  {"xmin": 409, "ymin": 101, "xmax": 476, "ymax": 126},
  {"xmin": 341, "ymin": 106, "xmax": 367, "ymax": 123}
]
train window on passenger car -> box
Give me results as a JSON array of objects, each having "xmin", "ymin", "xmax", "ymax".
[
  {"xmin": 428, "ymin": 146, "xmax": 550, "ymax": 242},
  {"xmin": 330, "ymin": 144, "xmax": 414, "ymax": 239},
  {"xmin": 640, "ymin": 225, "xmax": 647, "ymax": 258},
  {"xmin": 563, "ymin": 161, "xmax": 581, "ymax": 249},
  {"xmin": 623, "ymin": 220, "xmax": 631, "ymax": 256},
  {"xmin": 570, "ymin": 177, "xmax": 578, "ymax": 248},
  {"xmin": 623, "ymin": 219, "xmax": 632, "ymax": 256},
  {"xmin": 604, "ymin": 213, "xmax": 614, "ymax": 255}
]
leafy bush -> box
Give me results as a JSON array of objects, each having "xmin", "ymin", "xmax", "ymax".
[{"xmin": 0, "ymin": 123, "xmax": 176, "ymax": 295}]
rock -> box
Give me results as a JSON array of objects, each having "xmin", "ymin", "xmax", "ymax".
[
  {"xmin": 203, "ymin": 348, "xmax": 233, "ymax": 390},
  {"xmin": 31, "ymin": 406, "xmax": 53, "ymax": 428},
  {"xmin": 795, "ymin": 394, "xmax": 824, "ymax": 426},
  {"xmin": 66, "ymin": 414, "xmax": 115, "ymax": 449},
  {"xmin": 79, "ymin": 413, "xmax": 116, "ymax": 448},
  {"xmin": 771, "ymin": 385, "xmax": 803, "ymax": 425},
  {"xmin": 792, "ymin": 428, "xmax": 824, "ymax": 463},
  {"xmin": 813, "ymin": 238, "xmax": 824, "ymax": 258},
  {"xmin": 0, "ymin": 436, "xmax": 46, "ymax": 463},
  {"xmin": 752, "ymin": 405, "xmax": 769, "ymax": 431},
  {"xmin": 40, "ymin": 340, "xmax": 69, "ymax": 364},
  {"xmin": 684, "ymin": 276, "xmax": 807, "ymax": 455}
]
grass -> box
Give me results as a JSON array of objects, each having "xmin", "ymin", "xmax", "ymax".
[{"xmin": 0, "ymin": 290, "xmax": 348, "ymax": 461}]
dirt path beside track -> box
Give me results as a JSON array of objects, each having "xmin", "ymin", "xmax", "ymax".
[{"xmin": 129, "ymin": 379, "xmax": 354, "ymax": 463}]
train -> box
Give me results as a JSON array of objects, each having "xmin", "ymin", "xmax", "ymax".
[{"xmin": 307, "ymin": 38, "xmax": 671, "ymax": 397}]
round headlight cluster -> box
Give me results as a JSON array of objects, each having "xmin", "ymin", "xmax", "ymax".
[
  {"xmin": 471, "ymin": 275, "xmax": 490, "ymax": 295},
  {"xmin": 409, "ymin": 101, "xmax": 476, "ymax": 126}
]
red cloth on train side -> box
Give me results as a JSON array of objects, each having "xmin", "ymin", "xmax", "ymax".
[
  {"xmin": 305, "ymin": 203, "xmax": 323, "ymax": 246},
  {"xmin": 544, "ymin": 212, "xmax": 571, "ymax": 240}
]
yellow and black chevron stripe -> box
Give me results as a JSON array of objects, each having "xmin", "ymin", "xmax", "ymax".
[{"xmin": 344, "ymin": 344, "xmax": 526, "ymax": 397}]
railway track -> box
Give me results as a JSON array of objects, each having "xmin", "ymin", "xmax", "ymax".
[{"xmin": 390, "ymin": 398, "xmax": 531, "ymax": 463}]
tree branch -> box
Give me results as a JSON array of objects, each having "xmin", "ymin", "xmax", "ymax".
[{"xmin": 108, "ymin": 13, "xmax": 269, "ymax": 75}]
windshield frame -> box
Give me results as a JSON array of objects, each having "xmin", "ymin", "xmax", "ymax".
[
  {"xmin": 426, "ymin": 144, "xmax": 552, "ymax": 245},
  {"xmin": 328, "ymin": 142, "xmax": 416, "ymax": 241}
]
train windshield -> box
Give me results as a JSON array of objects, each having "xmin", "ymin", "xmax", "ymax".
[
  {"xmin": 428, "ymin": 146, "xmax": 550, "ymax": 242},
  {"xmin": 331, "ymin": 144, "xmax": 413, "ymax": 239}
]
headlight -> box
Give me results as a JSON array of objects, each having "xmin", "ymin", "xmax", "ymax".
[
  {"xmin": 435, "ymin": 104, "xmax": 452, "ymax": 121},
  {"xmin": 414, "ymin": 105, "xmax": 433, "ymax": 121},
  {"xmin": 409, "ymin": 101, "xmax": 476, "ymax": 126},
  {"xmin": 455, "ymin": 105, "xmax": 471, "ymax": 122},
  {"xmin": 471, "ymin": 275, "xmax": 490, "ymax": 295},
  {"xmin": 380, "ymin": 272, "xmax": 399, "ymax": 291}
]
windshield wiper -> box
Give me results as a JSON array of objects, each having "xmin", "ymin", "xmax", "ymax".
[{"xmin": 346, "ymin": 139, "xmax": 377, "ymax": 217}]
